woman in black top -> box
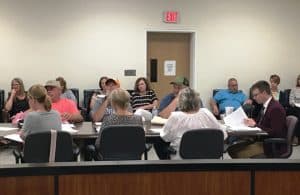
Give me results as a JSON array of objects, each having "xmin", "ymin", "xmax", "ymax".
[{"xmin": 4, "ymin": 78, "xmax": 29, "ymax": 119}]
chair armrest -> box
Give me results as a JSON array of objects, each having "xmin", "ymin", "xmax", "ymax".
[
  {"xmin": 13, "ymin": 149, "xmax": 23, "ymax": 163},
  {"xmin": 264, "ymin": 138, "xmax": 287, "ymax": 145},
  {"xmin": 72, "ymin": 146, "xmax": 80, "ymax": 161},
  {"xmin": 85, "ymin": 145, "xmax": 102, "ymax": 161},
  {"xmin": 167, "ymin": 146, "xmax": 176, "ymax": 155}
]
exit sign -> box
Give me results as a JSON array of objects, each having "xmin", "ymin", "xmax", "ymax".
[{"xmin": 164, "ymin": 11, "xmax": 179, "ymax": 23}]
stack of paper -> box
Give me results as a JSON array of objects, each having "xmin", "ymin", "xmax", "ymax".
[
  {"xmin": 0, "ymin": 127, "xmax": 19, "ymax": 131},
  {"xmin": 4, "ymin": 133, "xmax": 23, "ymax": 143},
  {"xmin": 61, "ymin": 124, "xmax": 78, "ymax": 134},
  {"xmin": 151, "ymin": 116, "xmax": 167, "ymax": 125},
  {"xmin": 224, "ymin": 107, "xmax": 261, "ymax": 131}
]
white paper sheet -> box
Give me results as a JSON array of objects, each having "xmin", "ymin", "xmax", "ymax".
[
  {"xmin": 149, "ymin": 127, "xmax": 163, "ymax": 133},
  {"xmin": 151, "ymin": 116, "xmax": 167, "ymax": 125},
  {"xmin": 61, "ymin": 124, "xmax": 78, "ymax": 134},
  {"xmin": 224, "ymin": 107, "xmax": 261, "ymax": 131},
  {"xmin": 0, "ymin": 127, "xmax": 19, "ymax": 131},
  {"xmin": 295, "ymin": 103, "xmax": 300, "ymax": 108},
  {"xmin": 4, "ymin": 133, "xmax": 23, "ymax": 143}
]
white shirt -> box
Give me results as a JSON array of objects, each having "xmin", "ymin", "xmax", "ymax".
[
  {"xmin": 263, "ymin": 96, "xmax": 272, "ymax": 114},
  {"xmin": 160, "ymin": 108, "xmax": 227, "ymax": 159}
]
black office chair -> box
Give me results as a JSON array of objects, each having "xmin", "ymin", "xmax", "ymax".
[
  {"xmin": 262, "ymin": 115, "xmax": 298, "ymax": 158},
  {"xmin": 13, "ymin": 131, "xmax": 79, "ymax": 163},
  {"xmin": 178, "ymin": 129, "xmax": 224, "ymax": 159},
  {"xmin": 0, "ymin": 89, "xmax": 4, "ymax": 122},
  {"xmin": 69, "ymin": 88, "xmax": 80, "ymax": 109},
  {"xmin": 95, "ymin": 125, "xmax": 146, "ymax": 161},
  {"xmin": 83, "ymin": 89, "xmax": 98, "ymax": 121}
]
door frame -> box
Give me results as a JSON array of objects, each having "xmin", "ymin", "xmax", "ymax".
[{"xmin": 145, "ymin": 29, "xmax": 197, "ymax": 89}]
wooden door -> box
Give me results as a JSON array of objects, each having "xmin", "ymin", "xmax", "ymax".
[{"xmin": 147, "ymin": 32, "xmax": 191, "ymax": 100}]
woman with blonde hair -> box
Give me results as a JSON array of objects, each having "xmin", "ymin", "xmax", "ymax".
[
  {"xmin": 95, "ymin": 88, "xmax": 143, "ymax": 151},
  {"xmin": 20, "ymin": 84, "xmax": 61, "ymax": 139},
  {"xmin": 4, "ymin": 78, "xmax": 29, "ymax": 120}
]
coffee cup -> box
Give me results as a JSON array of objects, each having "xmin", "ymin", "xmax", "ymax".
[{"xmin": 225, "ymin": 107, "xmax": 234, "ymax": 116}]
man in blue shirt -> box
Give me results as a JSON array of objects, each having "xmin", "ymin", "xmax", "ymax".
[
  {"xmin": 158, "ymin": 76, "xmax": 189, "ymax": 119},
  {"xmin": 210, "ymin": 78, "xmax": 247, "ymax": 116}
]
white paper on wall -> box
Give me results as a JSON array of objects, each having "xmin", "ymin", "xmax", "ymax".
[{"xmin": 164, "ymin": 60, "xmax": 176, "ymax": 76}]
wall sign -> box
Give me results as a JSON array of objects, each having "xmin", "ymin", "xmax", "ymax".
[{"xmin": 164, "ymin": 60, "xmax": 176, "ymax": 76}]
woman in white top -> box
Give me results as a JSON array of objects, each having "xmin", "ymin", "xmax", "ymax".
[
  {"xmin": 288, "ymin": 74, "xmax": 300, "ymax": 143},
  {"xmin": 160, "ymin": 87, "xmax": 227, "ymax": 159}
]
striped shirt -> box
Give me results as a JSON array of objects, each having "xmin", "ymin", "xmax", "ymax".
[
  {"xmin": 289, "ymin": 87, "xmax": 300, "ymax": 105},
  {"xmin": 131, "ymin": 90, "xmax": 158, "ymax": 111}
]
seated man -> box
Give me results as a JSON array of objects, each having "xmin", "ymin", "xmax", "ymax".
[
  {"xmin": 45, "ymin": 80, "xmax": 83, "ymax": 123},
  {"xmin": 210, "ymin": 78, "xmax": 248, "ymax": 116},
  {"xmin": 229, "ymin": 80, "xmax": 287, "ymax": 158},
  {"xmin": 90, "ymin": 78, "xmax": 119, "ymax": 122},
  {"xmin": 159, "ymin": 76, "xmax": 202, "ymax": 119}
]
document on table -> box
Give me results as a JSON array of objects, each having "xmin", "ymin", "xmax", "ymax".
[
  {"xmin": 94, "ymin": 122, "xmax": 102, "ymax": 133},
  {"xmin": 61, "ymin": 124, "xmax": 78, "ymax": 134},
  {"xmin": 151, "ymin": 116, "xmax": 167, "ymax": 125},
  {"xmin": 149, "ymin": 127, "xmax": 164, "ymax": 134},
  {"xmin": 4, "ymin": 133, "xmax": 23, "ymax": 143},
  {"xmin": 224, "ymin": 107, "xmax": 261, "ymax": 131},
  {"xmin": 295, "ymin": 103, "xmax": 300, "ymax": 108},
  {"xmin": 0, "ymin": 127, "xmax": 19, "ymax": 131}
]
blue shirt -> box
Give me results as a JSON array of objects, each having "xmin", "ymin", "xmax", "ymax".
[
  {"xmin": 158, "ymin": 93, "xmax": 177, "ymax": 113},
  {"xmin": 158, "ymin": 93, "xmax": 204, "ymax": 113},
  {"xmin": 213, "ymin": 89, "xmax": 247, "ymax": 113}
]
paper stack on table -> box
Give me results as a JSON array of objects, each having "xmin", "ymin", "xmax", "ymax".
[
  {"xmin": 4, "ymin": 133, "xmax": 23, "ymax": 143},
  {"xmin": 61, "ymin": 124, "xmax": 78, "ymax": 134},
  {"xmin": 0, "ymin": 127, "xmax": 19, "ymax": 131},
  {"xmin": 224, "ymin": 107, "xmax": 261, "ymax": 131},
  {"xmin": 151, "ymin": 116, "xmax": 167, "ymax": 125}
]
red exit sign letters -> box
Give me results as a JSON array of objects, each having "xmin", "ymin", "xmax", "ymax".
[{"xmin": 164, "ymin": 11, "xmax": 179, "ymax": 23}]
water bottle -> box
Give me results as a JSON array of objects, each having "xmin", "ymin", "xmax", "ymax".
[{"xmin": 152, "ymin": 106, "xmax": 158, "ymax": 118}]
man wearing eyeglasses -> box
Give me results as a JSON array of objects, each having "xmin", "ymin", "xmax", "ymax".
[{"xmin": 229, "ymin": 80, "xmax": 287, "ymax": 158}]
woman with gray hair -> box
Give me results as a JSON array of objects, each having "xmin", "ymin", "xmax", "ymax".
[{"xmin": 160, "ymin": 87, "xmax": 227, "ymax": 159}]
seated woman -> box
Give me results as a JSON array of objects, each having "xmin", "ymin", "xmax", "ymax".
[
  {"xmin": 4, "ymin": 78, "xmax": 30, "ymax": 122},
  {"xmin": 56, "ymin": 76, "xmax": 77, "ymax": 104},
  {"xmin": 20, "ymin": 84, "xmax": 61, "ymax": 140},
  {"xmin": 269, "ymin": 74, "xmax": 285, "ymax": 105},
  {"xmin": 288, "ymin": 74, "xmax": 300, "ymax": 144},
  {"xmin": 157, "ymin": 87, "xmax": 227, "ymax": 160},
  {"xmin": 90, "ymin": 76, "xmax": 108, "ymax": 110},
  {"xmin": 131, "ymin": 77, "xmax": 158, "ymax": 112},
  {"xmin": 95, "ymin": 88, "xmax": 143, "ymax": 152}
]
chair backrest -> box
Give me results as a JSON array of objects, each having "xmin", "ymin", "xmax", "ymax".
[
  {"xmin": 69, "ymin": 88, "xmax": 80, "ymax": 108},
  {"xmin": 282, "ymin": 89, "xmax": 291, "ymax": 108},
  {"xmin": 286, "ymin": 115, "xmax": 298, "ymax": 145},
  {"xmin": 0, "ymin": 90, "xmax": 4, "ymax": 122},
  {"xmin": 280, "ymin": 115, "xmax": 298, "ymax": 158},
  {"xmin": 179, "ymin": 129, "xmax": 224, "ymax": 159},
  {"xmin": 99, "ymin": 125, "xmax": 145, "ymax": 160},
  {"xmin": 23, "ymin": 131, "xmax": 74, "ymax": 163},
  {"xmin": 83, "ymin": 89, "xmax": 98, "ymax": 121}
]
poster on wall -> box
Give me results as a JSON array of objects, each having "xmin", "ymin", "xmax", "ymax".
[{"xmin": 164, "ymin": 60, "xmax": 176, "ymax": 76}]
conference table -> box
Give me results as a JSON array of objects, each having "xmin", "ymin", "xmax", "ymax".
[{"xmin": 0, "ymin": 122, "xmax": 267, "ymax": 141}]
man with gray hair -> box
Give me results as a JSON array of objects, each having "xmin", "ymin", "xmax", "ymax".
[
  {"xmin": 210, "ymin": 78, "xmax": 248, "ymax": 116},
  {"xmin": 45, "ymin": 80, "xmax": 83, "ymax": 123}
]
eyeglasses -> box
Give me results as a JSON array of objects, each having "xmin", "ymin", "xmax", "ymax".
[
  {"xmin": 45, "ymin": 86, "xmax": 55, "ymax": 91},
  {"xmin": 252, "ymin": 92, "xmax": 261, "ymax": 98}
]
